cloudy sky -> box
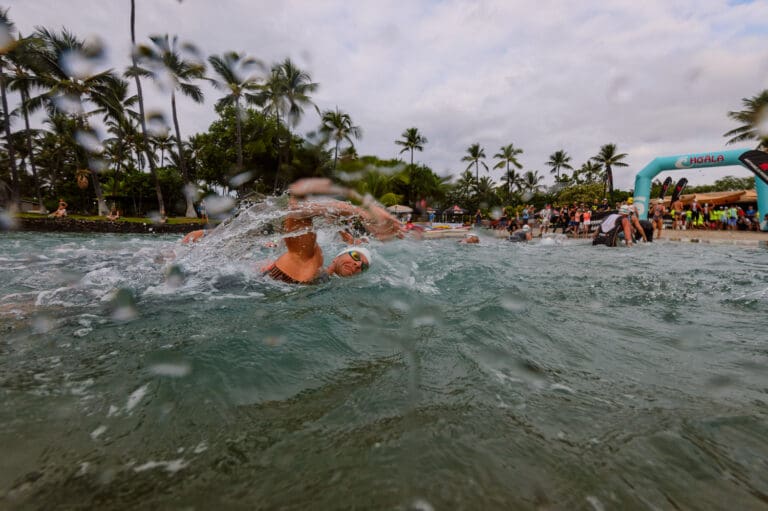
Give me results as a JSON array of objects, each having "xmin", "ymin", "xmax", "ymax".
[{"xmin": 6, "ymin": 0, "xmax": 768, "ymax": 189}]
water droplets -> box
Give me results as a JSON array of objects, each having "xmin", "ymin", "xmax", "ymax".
[
  {"xmin": 756, "ymin": 104, "xmax": 768, "ymax": 139},
  {"xmin": 229, "ymin": 171, "xmax": 254, "ymax": 188},
  {"xmin": 60, "ymin": 35, "xmax": 106, "ymax": 80},
  {"xmin": 606, "ymin": 74, "xmax": 633, "ymax": 104},
  {"xmin": 75, "ymin": 130, "xmax": 105, "ymax": 154},
  {"xmin": 110, "ymin": 288, "xmax": 138, "ymax": 322},
  {"xmin": 203, "ymin": 194, "xmax": 236, "ymax": 218}
]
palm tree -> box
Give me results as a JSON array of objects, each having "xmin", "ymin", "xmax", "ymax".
[
  {"xmin": 128, "ymin": 0, "xmax": 165, "ymax": 217},
  {"xmin": 521, "ymin": 170, "xmax": 544, "ymax": 195},
  {"xmin": 207, "ymin": 51, "xmax": 263, "ymax": 173},
  {"xmin": 29, "ymin": 27, "xmax": 125, "ymax": 215},
  {"xmin": 578, "ymin": 161, "xmax": 602, "ymax": 184},
  {"xmin": 257, "ymin": 58, "xmax": 317, "ymax": 192},
  {"xmin": 0, "ymin": 8, "xmax": 21, "ymax": 210},
  {"xmin": 462, "ymin": 143, "xmax": 488, "ymax": 188},
  {"xmin": 8, "ymin": 32, "xmax": 48, "ymax": 211},
  {"xmin": 591, "ymin": 143, "xmax": 628, "ymax": 200},
  {"xmin": 493, "ymin": 143, "xmax": 523, "ymax": 195},
  {"xmin": 547, "ymin": 149, "xmax": 573, "ymax": 181},
  {"xmin": 136, "ymin": 34, "xmax": 205, "ymax": 217},
  {"xmin": 395, "ymin": 127, "xmax": 428, "ymax": 166},
  {"xmin": 724, "ymin": 90, "xmax": 768, "ymax": 150},
  {"xmin": 318, "ymin": 106, "xmax": 362, "ymax": 170},
  {"xmin": 502, "ymin": 168, "xmax": 523, "ymax": 196}
]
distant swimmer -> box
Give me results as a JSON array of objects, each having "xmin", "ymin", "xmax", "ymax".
[
  {"xmin": 260, "ymin": 178, "xmax": 403, "ymax": 284},
  {"xmin": 508, "ymin": 224, "xmax": 532, "ymax": 242},
  {"xmin": 459, "ymin": 233, "xmax": 479, "ymax": 244},
  {"xmin": 181, "ymin": 229, "xmax": 206, "ymax": 244}
]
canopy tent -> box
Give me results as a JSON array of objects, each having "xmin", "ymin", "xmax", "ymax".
[
  {"xmin": 655, "ymin": 190, "xmax": 755, "ymax": 207},
  {"xmin": 443, "ymin": 205, "xmax": 466, "ymax": 215},
  {"xmin": 386, "ymin": 204, "xmax": 413, "ymax": 214}
]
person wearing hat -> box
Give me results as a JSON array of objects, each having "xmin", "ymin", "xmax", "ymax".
[
  {"xmin": 617, "ymin": 205, "xmax": 635, "ymax": 246},
  {"xmin": 260, "ymin": 178, "xmax": 402, "ymax": 284},
  {"xmin": 625, "ymin": 198, "xmax": 648, "ymax": 242},
  {"xmin": 598, "ymin": 198, "xmax": 610, "ymax": 212},
  {"xmin": 508, "ymin": 223, "xmax": 532, "ymax": 242}
]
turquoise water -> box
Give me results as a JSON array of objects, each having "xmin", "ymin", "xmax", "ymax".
[{"xmin": 1, "ymin": 216, "xmax": 768, "ymax": 510}]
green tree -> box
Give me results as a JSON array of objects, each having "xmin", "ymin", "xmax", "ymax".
[
  {"xmin": 547, "ymin": 149, "xmax": 573, "ymax": 181},
  {"xmin": 395, "ymin": 127, "xmax": 428, "ymax": 166},
  {"xmin": 30, "ymin": 27, "xmax": 124, "ymax": 215},
  {"xmin": 318, "ymin": 106, "xmax": 362, "ymax": 170},
  {"xmin": 256, "ymin": 58, "xmax": 317, "ymax": 192},
  {"xmin": 462, "ymin": 142, "xmax": 488, "ymax": 189},
  {"xmin": 0, "ymin": 8, "xmax": 22, "ymax": 210},
  {"xmin": 521, "ymin": 170, "xmax": 544, "ymax": 196},
  {"xmin": 493, "ymin": 143, "xmax": 523, "ymax": 195},
  {"xmin": 591, "ymin": 143, "xmax": 628, "ymax": 201},
  {"xmin": 136, "ymin": 34, "xmax": 205, "ymax": 217},
  {"xmin": 724, "ymin": 89, "xmax": 768, "ymax": 150},
  {"xmin": 207, "ymin": 51, "xmax": 263, "ymax": 173}
]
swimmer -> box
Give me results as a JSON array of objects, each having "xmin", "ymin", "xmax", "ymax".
[
  {"xmin": 260, "ymin": 178, "xmax": 403, "ymax": 284},
  {"xmin": 508, "ymin": 224, "xmax": 532, "ymax": 242},
  {"xmin": 49, "ymin": 198, "xmax": 68, "ymax": 218},
  {"xmin": 459, "ymin": 233, "xmax": 479, "ymax": 244},
  {"xmin": 181, "ymin": 229, "xmax": 206, "ymax": 244}
]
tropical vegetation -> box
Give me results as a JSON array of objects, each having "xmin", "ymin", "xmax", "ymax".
[{"xmin": 1, "ymin": 6, "xmax": 766, "ymax": 221}]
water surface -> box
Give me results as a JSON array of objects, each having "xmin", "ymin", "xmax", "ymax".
[{"xmin": 1, "ymin": 223, "xmax": 767, "ymax": 510}]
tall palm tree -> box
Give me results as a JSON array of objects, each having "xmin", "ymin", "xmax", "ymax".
[
  {"xmin": 127, "ymin": 0, "xmax": 165, "ymax": 216},
  {"xmin": 462, "ymin": 143, "xmax": 488, "ymax": 188},
  {"xmin": 318, "ymin": 106, "xmax": 362, "ymax": 170},
  {"xmin": 395, "ymin": 127, "xmax": 428, "ymax": 166},
  {"xmin": 207, "ymin": 51, "xmax": 263, "ymax": 173},
  {"xmin": 547, "ymin": 149, "xmax": 573, "ymax": 181},
  {"xmin": 724, "ymin": 90, "xmax": 768, "ymax": 150},
  {"xmin": 256, "ymin": 58, "xmax": 317, "ymax": 192},
  {"xmin": 0, "ymin": 8, "xmax": 21, "ymax": 210},
  {"xmin": 7, "ymin": 32, "xmax": 47, "ymax": 211},
  {"xmin": 591, "ymin": 143, "xmax": 628, "ymax": 200},
  {"xmin": 502, "ymin": 168, "xmax": 523, "ymax": 196},
  {"xmin": 135, "ymin": 34, "xmax": 205, "ymax": 217},
  {"xmin": 29, "ymin": 27, "xmax": 124, "ymax": 215},
  {"xmin": 493, "ymin": 143, "xmax": 523, "ymax": 195}
]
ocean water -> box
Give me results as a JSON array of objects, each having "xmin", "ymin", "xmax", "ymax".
[{"xmin": 1, "ymin": 212, "xmax": 768, "ymax": 510}]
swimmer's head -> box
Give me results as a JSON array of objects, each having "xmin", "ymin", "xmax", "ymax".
[
  {"xmin": 522, "ymin": 225, "xmax": 531, "ymax": 232},
  {"xmin": 627, "ymin": 197, "xmax": 634, "ymax": 204},
  {"xmin": 330, "ymin": 247, "xmax": 371, "ymax": 277}
]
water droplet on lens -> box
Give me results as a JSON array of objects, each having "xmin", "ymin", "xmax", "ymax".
[
  {"xmin": 204, "ymin": 195, "xmax": 235, "ymax": 216},
  {"xmin": 0, "ymin": 23, "xmax": 12, "ymax": 51},
  {"xmin": 229, "ymin": 171, "xmax": 254, "ymax": 187},
  {"xmin": 756, "ymin": 106, "xmax": 768, "ymax": 138},
  {"xmin": 501, "ymin": 291, "xmax": 527, "ymax": 313},
  {"xmin": 146, "ymin": 111, "xmax": 169, "ymax": 136},
  {"xmin": 111, "ymin": 288, "xmax": 138, "ymax": 322},
  {"xmin": 606, "ymin": 75, "xmax": 633, "ymax": 104},
  {"xmin": 0, "ymin": 210, "xmax": 17, "ymax": 231},
  {"xmin": 53, "ymin": 94, "xmax": 84, "ymax": 115},
  {"xmin": 165, "ymin": 264, "xmax": 186, "ymax": 288},
  {"xmin": 32, "ymin": 314, "xmax": 54, "ymax": 334},
  {"xmin": 75, "ymin": 130, "xmax": 104, "ymax": 154}
]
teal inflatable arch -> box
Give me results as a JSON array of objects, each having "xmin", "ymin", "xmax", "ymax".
[{"xmin": 632, "ymin": 148, "xmax": 768, "ymax": 220}]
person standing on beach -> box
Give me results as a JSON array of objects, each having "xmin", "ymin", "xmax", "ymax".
[
  {"xmin": 651, "ymin": 200, "xmax": 666, "ymax": 239},
  {"xmin": 539, "ymin": 204, "xmax": 552, "ymax": 235},
  {"xmin": 671, "ymin": 197, "xmax": 684, "ymax": 230}
]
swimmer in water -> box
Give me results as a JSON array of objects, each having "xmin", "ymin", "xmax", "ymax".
[
  {"xmin": 459, "ymin": 233, "xmax": 479, "ymax": 244},
  {"xmin": 260, "ymin": 178, "xmax": 403, "ymax": 284}
]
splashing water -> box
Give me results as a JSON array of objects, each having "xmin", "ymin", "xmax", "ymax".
[{"xmin": 1, "ymin": 201, "xmax": 768, "ymax": 510}]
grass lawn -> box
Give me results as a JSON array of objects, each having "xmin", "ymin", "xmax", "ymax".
[{"xmin": 16, "ymin": 212, "xmax": 210, "ymax": 225}]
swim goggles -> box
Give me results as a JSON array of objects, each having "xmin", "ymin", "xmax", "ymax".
[{"xmin": 347, "ymin": 250, "xmax": 369, "ymax": 272}]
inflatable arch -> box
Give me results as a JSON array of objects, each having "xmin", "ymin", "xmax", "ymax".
[{"xmin": 632, "ymin": 149, "xmax": 768, "ymax": 220}]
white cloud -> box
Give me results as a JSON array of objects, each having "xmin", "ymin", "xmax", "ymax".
[{"xmin": 6, "ymin": 0, "xmax": 768, "ymax": 190}]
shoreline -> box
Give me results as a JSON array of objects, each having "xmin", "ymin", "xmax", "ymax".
[{"xmin": 8, "ymin": 217, "xmax": 205, "ymax": 235}]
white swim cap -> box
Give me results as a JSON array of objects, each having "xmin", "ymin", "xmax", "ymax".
[
  {"xmin": 335, "ymin": 246, "xmax": 372, "ymax": 265},
  {"xmin": 522, "ymin": 225, "xmax": 530, "ymax": 231}
]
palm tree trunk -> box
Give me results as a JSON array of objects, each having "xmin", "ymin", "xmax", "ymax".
[
  {"xmin": 272, "ymin": 111, "xmax": 281, "ymax": 193},
  {"xmin": 90, "ymin": 168, "xmax": 109, "ymax": 215},
  {"xmin": 333, "ymin": 140, "xmax": 339, "ymax": 170},
  {"xmin": 235, "ymin": 97, "xmax": 243, "ymax": 172},
  {"xmin": 171, "ymin": 91, "xmax": 196, "ymax": 217},
  {"xmin": 21, "ymin": 90, "xmax": 45, "ymax": 212},
  {"xmin": 0, "ymin": 61, "xmax": 20, "ymax": 211},
  {"xmin": 131, "ymin": 0, "xmax": 165, "ymax": 217}
]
